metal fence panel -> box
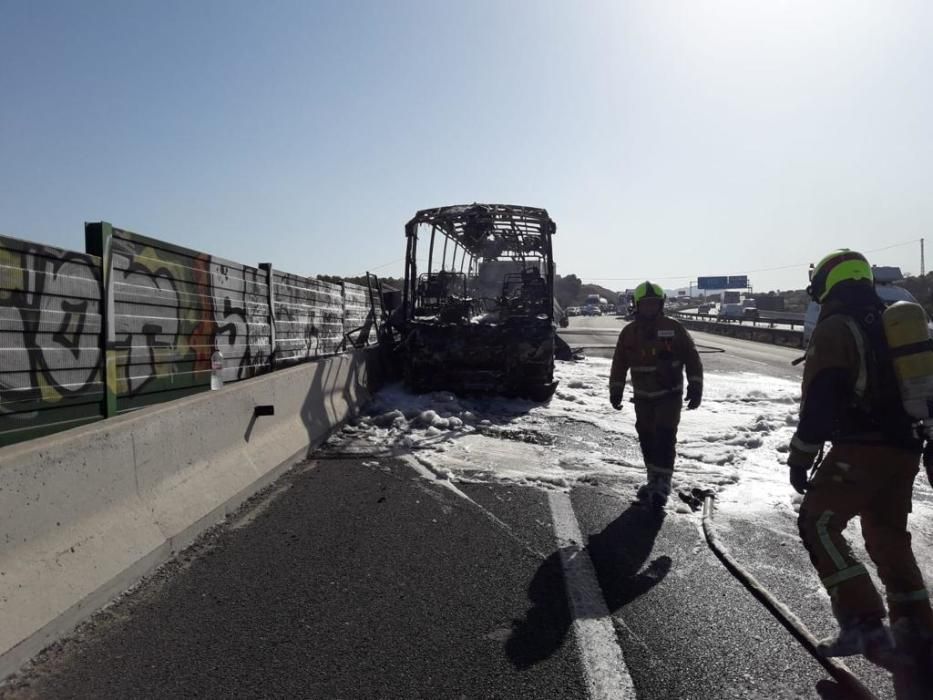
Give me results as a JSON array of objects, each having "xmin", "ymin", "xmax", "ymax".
[
  {"xmin": 272, "ymin": 271, "xmax": 344, "ymax": 362},
  {"xmin": 344, "ymin": 281, "xmax": 377, "ymax": 346},
  {"xmin": 0, "ymin": 235, "xmax": 104, "ymax": 444},
  {"xmin": 111, "ymin": 228, "xmax": 272, "ymax": 409},
  {"xmin": 0, "ymin": 224, "xmax": 381, "ymax": 446}
]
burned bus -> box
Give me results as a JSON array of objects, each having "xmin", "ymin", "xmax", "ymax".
[{"xmin": 399, "ymin": 203, "xmax": 558, "ymax": 400}]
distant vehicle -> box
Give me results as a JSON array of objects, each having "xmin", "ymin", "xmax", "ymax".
[
  {"xmin": 718, "ymin": 303, "xmax": 745, "ymax": 320},
  {"xmin": 802, "ymin": 268, "xmax": 922, "ymax": 345},
  {"xmin": 582, "ymin": 304, "xmax": 603, "ymax": 316},
  {"xmin": 721, "ymin": 290, "xmax": 741, "ymax": 304},
  {"xmin": 618, "ymin": 291, "xmax": 635, "ymax": 316},
  {"xmin": 754, "ymin": 295, "xmax": 786, "ymax": 312},
  {"xmin": 738, "ymin": 299, "xmax": 758, "ymax": 321},
  {"xmin": 698, "ymin": 303, "xmax": 713, "ymax": 315}
]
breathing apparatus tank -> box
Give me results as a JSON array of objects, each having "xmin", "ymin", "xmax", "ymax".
[
  {"xmin": 883, "ymin": 301, "xmax": 933, "ymax": 423},
  {"xmin": 882, "ymin": 301, "xmax": 933, "ymax": 482}
]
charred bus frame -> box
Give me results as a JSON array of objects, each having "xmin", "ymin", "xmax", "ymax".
[{"xmin": 400, "ymin": 203, "xmax": 558, "ymax": 399}]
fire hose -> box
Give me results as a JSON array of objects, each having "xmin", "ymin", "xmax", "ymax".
[{"xmin": 701, "ymin": 496, "xmax": 879, "ymax": 700}]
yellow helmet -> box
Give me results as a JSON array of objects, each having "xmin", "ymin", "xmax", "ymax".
[
  {"xmin": 807, "ymin": 249, "xmax": 873, "ymax": 302},
  {"xmin": 634, "ymin": 280, "xmax": 665, "ymax": 304}
]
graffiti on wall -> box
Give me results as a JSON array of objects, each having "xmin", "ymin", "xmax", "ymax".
[
  {"xmin": 0, "ymin": 237, "xmax": 104, "ymax": 438},
  {"xmin": 272, "ymin": 271, "xmax": 344, "ymax": 363},
  {"xmin": 110, "ymin": 229, "xmax": 275, "ymax": 406},
  {"xmin": 209, "ymin": 259, "xmax": 271, "ymax": 380},
  {"xmin": 1, "ymin": 225, "xmax": 379, "ymax": 445}
]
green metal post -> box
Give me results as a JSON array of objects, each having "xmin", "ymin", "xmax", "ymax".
[
  {"xmin": 85, "ymin": 222, "xmax": 118, "ymax": 417},
  {"xmin": 259, "ymin": 263, "xmax": 275, "ymax": 369}
]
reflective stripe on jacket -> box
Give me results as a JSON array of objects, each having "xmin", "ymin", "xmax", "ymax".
[{"xmin": 609, "ymin": 316, "xmax": 703, "ymax": 400}]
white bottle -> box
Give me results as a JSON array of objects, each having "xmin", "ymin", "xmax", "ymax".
[{"xmin": 210, "ymin": 351, "xmax": 224, "ymax": 390}]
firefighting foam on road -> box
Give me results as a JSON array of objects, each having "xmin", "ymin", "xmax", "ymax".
[{"xmin": 327, "ymin": 356, "xmax": 932, "ymax": 534}]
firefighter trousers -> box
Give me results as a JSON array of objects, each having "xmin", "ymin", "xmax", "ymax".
[
  {"xmin": 798, "ymin": 443, "xmax": 933, "ymax": 632},
  {"xmin": 633, "ymin": 397, "xmax": 682, "ymax": 482}
]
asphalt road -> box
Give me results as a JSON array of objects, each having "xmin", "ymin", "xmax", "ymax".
[
  {"xmin": 4, "ymin": 459, "xmax": 586, "ymax": 700},
  {"xmin": 3, "ymin": 456, "xmax": 851, "ymax": 700}
]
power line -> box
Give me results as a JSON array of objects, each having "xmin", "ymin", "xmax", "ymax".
[
  {"xmin": 365, "ymin": 256, "xmax": 407, "ymax": 272},
  {"xmin": 864, "ymin": 239, "xmax": 922, "ymax": 255}
]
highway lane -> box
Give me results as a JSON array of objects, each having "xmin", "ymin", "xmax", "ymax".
[
  {"xmin": 3, "ymin": 459, "xmax": 589, "ymax": 700},
  {"xmin": 559, "ymin": 317, "xmax": 804, "ymax": 381},
  {"xmin": 3, "ymin": 455, "xmax": 847, "ymax": 700}
]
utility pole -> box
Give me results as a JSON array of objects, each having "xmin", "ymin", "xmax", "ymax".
[{"xmin": 922, "ymin": 238, "xmax": 926, "ymax": 277}]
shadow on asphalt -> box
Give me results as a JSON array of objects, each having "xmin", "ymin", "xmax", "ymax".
[{"xmin": 506, "ymin": 501, "xmax": 670, "ymax": 669}]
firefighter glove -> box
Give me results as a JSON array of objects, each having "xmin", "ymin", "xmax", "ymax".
[
  {"xmin": 610, "ymin": 387, "xmax": 624, "ymax": 411},
  {"xmin": 787, "ymin": 441, "xmax": 817, "ymax": 494},
  {"xmin": 789, "ymin": 465, "xmax": 809, "ymax": 494},
  {"xmin": 786, "ymin": 442, "xmax": 817, "ymax": 470},
  {"xmin": 685, "ymin": 384, "xmax": 702, "ymax": 410}
]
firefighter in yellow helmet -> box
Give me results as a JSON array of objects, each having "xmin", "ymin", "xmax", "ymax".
[
  {"xmin": 789, "ymin": 249, "xmax": 933, "ymax": 670},
  {"xmin": 609, "ymin": 281, "xmax": 703, "ymax": 507}
]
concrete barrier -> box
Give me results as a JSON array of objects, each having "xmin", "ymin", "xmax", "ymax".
[
  {"xmin": 675, "ymin": 317, "xmax": 804, "ymax": 349},
  {"xmin": 0, "ymin": 347, "xmax": 384, "ymax": 680}
]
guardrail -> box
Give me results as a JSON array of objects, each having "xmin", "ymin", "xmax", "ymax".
[
  {"xmin": 671, "ymin": 312, "xmax": 804, "ymax": 349},
  {"xmin": 673, "ymin": 311, "xmax": 806, "ymax": 330}
]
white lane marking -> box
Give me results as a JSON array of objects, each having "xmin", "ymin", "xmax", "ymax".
[
  {"xmin": 548, "ymin": 491, "xmax": 636, "ymax": 699},
  {"xmin": 401, "ymin": 454, "xmax": 548, "ymax": 559}
]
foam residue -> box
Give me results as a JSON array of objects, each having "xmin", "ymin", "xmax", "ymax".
[{"xmin": 325, "ymin": 357, "xmax": 933, "ymax": 542}]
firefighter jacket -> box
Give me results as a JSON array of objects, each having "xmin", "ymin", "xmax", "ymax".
[
  {"xmin": 609, "ymin": 315, "xmax": 703, "ymax": 401},
  {"xmin": 789, "ymin": 293, "xmax": 920, "ymax": 464}
]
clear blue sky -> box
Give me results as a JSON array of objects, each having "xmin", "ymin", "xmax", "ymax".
[{"xmin": 2, "ymin": 0, "xmax": 930, "ymax": 292}]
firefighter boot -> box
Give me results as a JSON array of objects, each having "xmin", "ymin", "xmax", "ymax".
[
  {"xmin": 637, "ymin": 473, "xmax": 670, "ymax": 508},
  {"xmin": 892, "ymin": 618, "xmax": 933, "ymax": 658},
  {"xmin": 650, "ymin": 473, "xmax": 672, "ymax": 508},
  {"xmin": 891, "ymin": 618, "xmax": 933, "ymax": 692},
  {"xmin": 818, "ymin": 617, "xmax": 897, "ymax": 667},
  {"xmin": 636, "ymin": 473, "xmax": 669, "ymax": 508}
]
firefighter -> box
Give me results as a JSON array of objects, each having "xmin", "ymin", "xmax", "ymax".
[
  {"xmin": 609, "ymin": 281, "xmax": 703, "ymax": 506},
  {"xmin": 789, "ymin": 249, "xmax": 933, "ymax": 667}
]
